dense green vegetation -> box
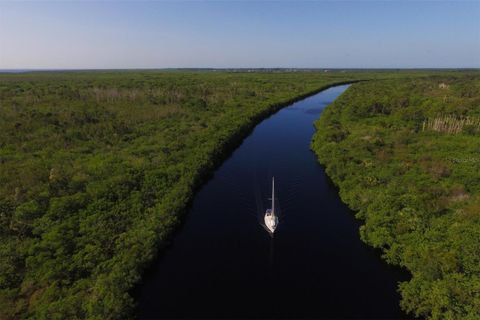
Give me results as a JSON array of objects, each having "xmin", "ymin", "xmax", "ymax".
[
  {"xmin": 0, "ymin": 70, "xmax": 381, "ymax": 319},
  {"xmin": 312, "ymin": 74, "xmax": 480, "ymax": 320},
  {"xmin": 1, "ymin": 70, "xmax": 476, "ymax": 319}
]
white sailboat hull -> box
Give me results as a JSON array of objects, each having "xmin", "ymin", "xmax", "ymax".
[{"xmin": 264, "ymin": 209, "xmax": 278, "ymax": 233}]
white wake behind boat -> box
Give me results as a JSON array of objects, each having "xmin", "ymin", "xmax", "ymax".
[{"xmin": 264, "ymin": 177, "xmax": 278, "ymax": 234}]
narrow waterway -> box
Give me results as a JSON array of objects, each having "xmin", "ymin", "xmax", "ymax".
[{"xmin": 135, "ymin": 85, "xmax": 410, "ymax": 319}]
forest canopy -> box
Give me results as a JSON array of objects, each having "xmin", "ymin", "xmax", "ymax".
[
  {"xmin": 0, "ymin": 70, "xmax": 374, "ymax": 319},
  {"xmin": 0, "ymin": 70, "xmax": 477, "ymax": 319},
  {"xmin": 312, "ymin": 74, "xmax": 480, "ymax": 320}
]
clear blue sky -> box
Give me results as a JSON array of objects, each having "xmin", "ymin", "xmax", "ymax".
[{"xmin": 0, "ymin": 0, "xmax": 479, "ymax": 69}]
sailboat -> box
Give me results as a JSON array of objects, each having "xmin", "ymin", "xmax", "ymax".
[{"xmin": 264, "ymin": 177, "xmax": 278, "ymax": 234}]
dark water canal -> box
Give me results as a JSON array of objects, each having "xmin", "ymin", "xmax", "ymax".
[{"xmin": 135, "ymin": 85, "xmax": 410, "ymax": 319}]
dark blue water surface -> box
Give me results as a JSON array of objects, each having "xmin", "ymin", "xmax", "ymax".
[{"xmin": 135, "ymin": 85, "xmax": 410, "ymax": 319}]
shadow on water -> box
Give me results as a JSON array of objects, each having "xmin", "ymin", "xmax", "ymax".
[{"xmin": 134, "ymin": 85, "xmax": 412, "ymax": 319}]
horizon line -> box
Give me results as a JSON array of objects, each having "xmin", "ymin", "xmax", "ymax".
[{"xmin": 1, "ymin": 67, "xmax": 480, "ymax": 73}]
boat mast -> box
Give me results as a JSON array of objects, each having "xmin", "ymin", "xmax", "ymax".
[{"xmin": 272, "ymin": 177, "xmax": 275, "ymax": 217}]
